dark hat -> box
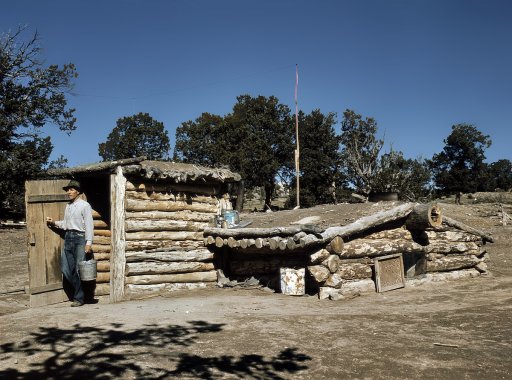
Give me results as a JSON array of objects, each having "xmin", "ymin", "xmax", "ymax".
[{"xmin": 63, "ymin": 179, "xmax": 82, "ymax": 191}]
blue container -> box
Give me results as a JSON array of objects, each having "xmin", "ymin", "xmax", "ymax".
[{"xmin": 222, "ymin": 210, "xmax": 239, "ymax": 227}]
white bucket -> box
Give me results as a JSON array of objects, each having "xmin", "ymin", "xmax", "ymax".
[
  {"xmin": 78, "ymin": 260, "xmax": 97, "ymax": 281},
  {"xmin": 279, "ymin": 268, "xmax": 305, "ymax": 296}
]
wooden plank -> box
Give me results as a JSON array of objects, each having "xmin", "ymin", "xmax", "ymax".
[
  {"xmin": 29, "ymin": 282, "xmax": 63, "ymax": 295},
  {"xmin": 110, "ymin": 167, "xmax": 127, "ymax": 302},
  {"xmin": 30, "ymin": 289, "xmax": 68, "ymax": 308},
  {"xmin": 27, "ymin": 194, "xmax": 70, "ymax": 203},
  {"xmin": 44, "ymin": 192, "xmax": 65, "ymax": 285}
]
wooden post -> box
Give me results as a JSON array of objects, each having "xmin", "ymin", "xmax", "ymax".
[
  {"xmin": 294, "ymin": 64, "xmax": 300, "ymax": 208},
  {"xmin": 110, "ymin": 166, "xmax": 127, "ymax": 303},
  {"xmin": 235, "ymin": 180, "xmax": 245, "ymax": 212}
]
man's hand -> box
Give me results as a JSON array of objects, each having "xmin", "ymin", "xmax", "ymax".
[
  {"xmin": 85, "ymin": 244, "xmax": 92, "ymax": 253},
  {"xmin": 46, "ymin": 217, "xmax": 55, "ymax": 226}
]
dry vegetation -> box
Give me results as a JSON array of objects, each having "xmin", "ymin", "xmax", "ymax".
[{"xmin": 0, "ymin": 198, "xmax": 511, "ymax": 379}]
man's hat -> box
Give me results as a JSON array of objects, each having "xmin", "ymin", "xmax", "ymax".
[{"xmin": 63, "ymin": 179, "xmax": 82, "ymax": 191}]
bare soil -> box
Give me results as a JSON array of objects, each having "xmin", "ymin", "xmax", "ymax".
[{"xmin": 1, "ymin": 201, "xmax": 511, "ymax": 379}]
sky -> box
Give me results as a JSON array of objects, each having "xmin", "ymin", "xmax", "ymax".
[{"xmin": 2, "ymin": 0, "xmax": 511, "ymax": 167}]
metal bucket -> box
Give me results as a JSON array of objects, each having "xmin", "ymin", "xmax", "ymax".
[{"xmin": 78, "ymin": 259, "xmax": 97, "ymax": 281}]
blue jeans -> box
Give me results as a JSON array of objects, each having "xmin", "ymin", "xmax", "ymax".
[{"xmin": 61, "ymin": 231, "xmax": 85, "ymax": 304}]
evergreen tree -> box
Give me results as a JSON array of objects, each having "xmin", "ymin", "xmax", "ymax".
[
  {"xmin": 0, "ymin": 27, "xmax": 77, "ymax": 215},
  {"xmin": 288, "ymin": 109, "xmax": 343, "ymax": 207},
  {"xmin": 429, "ymin": 124, "xmax": 491, "ymax": 195},
  {"xmin": 98, "ymin": 112, "xmax": 170, "ymax": 161}
]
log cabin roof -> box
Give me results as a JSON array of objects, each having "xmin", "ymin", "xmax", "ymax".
[
  {"xmin": 204, "ymin": 202, "xmax": 494, "ymax": 252},
  {"xmin": 47, "ymin": 157, "xmax": 241, "ymax": 183}
]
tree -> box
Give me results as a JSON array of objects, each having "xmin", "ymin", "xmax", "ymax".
[
  {"xmin": 288, "ymin": 109, "xmax": 343, "ymax": 207},
  {"xmin": 0, "ymin": 27, "xmax": 77, "ymax": 215},
  {"xmin": 98, "ymin": 112, "xmax": 170, "ymax": 161},
  {"xmin": 221, "ymin": 95, "xmax": 294, "ymax": 209},
  {"xmin": 173, "ymin": 112, "xmax": 223, "ymax": 167},
  {"xmin": 173, "ymin": 95, "xmax": 294, "ymax": 209},
  {"xmin": 339, "ymin": 109, "xmax": 383, "ymax": 195},
  {"xmin": 484, "ymin": 159, "xmax": 512, "ymax": 191},
  {"xmin": 372, "ymin": 149, "xmax": 431, "ymax": 200},
  {"xmin": 429, "ymin": 124, "xmax": 491, "ymax": 196}
]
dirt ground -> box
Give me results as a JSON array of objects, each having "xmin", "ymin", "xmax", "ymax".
[{"xmin": 1, "ymin": 200, "xmax": 511, "ymax": 379}]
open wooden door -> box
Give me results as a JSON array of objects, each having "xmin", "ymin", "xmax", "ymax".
[{"xmin": 25, "ymin": 179, "xmax": 71, "ymax": 307}]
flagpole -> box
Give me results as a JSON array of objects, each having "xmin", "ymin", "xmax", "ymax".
[{"xmin": 294, "ymin": 64, "xmax": 300, "ymax": 209}]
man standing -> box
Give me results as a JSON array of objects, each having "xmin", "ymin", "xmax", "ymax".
[{"xmin": 46, "ymin": 179, "xmax": 94, "ymax": 307}]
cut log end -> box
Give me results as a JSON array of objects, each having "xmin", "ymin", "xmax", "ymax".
[{"xmin": 406, "ymin": 203, "xmax": 443, "ymax": 230}]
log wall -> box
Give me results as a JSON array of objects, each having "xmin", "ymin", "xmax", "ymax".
[
  {"xmin": 91, "ymin": 209, "xmax": 111, "ymax": 296},
  {"xmin": 122, "ymin": 179, "xmax": 221, "ymax": 298},
  {"xmin": 203, "ymin": 204, "xmax": 490, "ymax": 300}
]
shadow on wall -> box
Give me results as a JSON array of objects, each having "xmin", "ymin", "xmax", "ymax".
[{"xmin": 0, "ymin": 320, "xmax": 311, "ymax": 379}]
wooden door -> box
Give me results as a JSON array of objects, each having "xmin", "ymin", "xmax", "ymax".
[{"xmin": 25, "ymin": 179, "xmax": 71, "ymax": 307}]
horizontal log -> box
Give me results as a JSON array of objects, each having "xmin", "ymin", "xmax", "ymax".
[
  {"xmin": 341, "ymin": 239, "xmax": 424, "ymax": 259},
  {"xmin": 125, "ymin": 180, "xmax": 220, "ymax": 195},
  {"xmin": 96, "ymin": 272, "xmax": 110, "ymax": 283},
  {"xmin": 94, "ymin": 283, "xmax": 110, "ymax": 296},
  {"xmin": 426, "ymin": 254, "xmax": 482, "ymax": 272},
  {"xmin": 126, "ymin": 249, "xmax": 214, "ymax": 262},
  {"xmin": 91, "ymin": 244, "xmax": 111, "ymax": 253},
  {"xmin": 125, "ymin": 282, "xmax": 215, "ymax": 298},
  {"xmin": 94, "ymin": 230, "xmax": 112, "ymax": 237},
  {"xmin": 96, "ymin": 261, "xmax": 110, "ymax": 272},
  {"xmin": 94, "ymin": 220, "xmax": 109, "ymax": 229},
  {"xmin": 125, "ymin": 219, "xmax": 208, "ymax": 232},
  {"xmin": 302, "ymin": 202, "xmax": 417, "ymax": 247},
  {"xmin": 406, "ymin": 269, "xmax": 480, "ymax": 286},
  {"xmin": 125, "ymin": 270, "xmax": 218, "ymax": 285},
  {"xmin": 126, "ymin": 240, "xmax": 204, "ymax": 251},
  {"xmin": 426, "ymin": 241, "xmax": 480, "ymax": 254},
  {"xmin": 341, "ymin": 239, "xmax": 479, "ymax": 259},
  {"xmin": 125, "ymin": 231, "xmax": 204, "ymax": 241},
  {"xmin": 93, "ymin": 236, "xmax": 111, "ymax": 245},
  {"xmin": 92, "ymin": 210, "xmax": 102, "ymax": 219},
  {"xmin": 229, "ymin": 258, "xmax": 305, "ymax": 276},
  {"xmin": 425, "ymin": 231, "xmax": 481, "ymax": 242},
  {"xmin": 125, "ymin": 198, "xmax": 217, "ymax": 213},
  {"xmin": 125, "ymin": 210, "xmax": 213, "ymax": 222},
  {"xmin": 336, "ymin": 263, "xmax": 373, "ymax": 280},
  {"xmin": 364, "ymin": 228, "xmax": 414, "ymax": 240},
  {"xmin": 126, "ymin": 261, "xmax": 214, "ymax": 276},
  {"xmin": 442, "ymin": 216, "xmax": 494, "ymax": 242},
  {"xmin": 93, "ymin": 251, "xmax": 110, "ymax": 260},
  {"xmin": 125, "ymin": 190, "xmax": 217, "ymax": 205},
  {"xmin": 203, "ymin": 225, "xmax": 323, "ymax": 239}
]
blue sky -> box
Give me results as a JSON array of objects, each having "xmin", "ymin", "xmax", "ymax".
[{"xmin": 2, "ymin": 0, "xmax": 511, "ymax": 166}]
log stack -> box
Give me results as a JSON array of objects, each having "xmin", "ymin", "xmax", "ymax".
[
  {"xmin": 91, "ymin": 210, "xmax": 111, "ymax": 296},
  {"xmin": 122, "ymin": 180, "xmax": 219, "ymax": 298},
  {"xmin": 203, "ymin": 203, "xmax": 491, "ymax": 300}
]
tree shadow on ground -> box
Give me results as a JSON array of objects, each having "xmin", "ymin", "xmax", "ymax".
[{"xmin": 0, "ymin": 320, "xmax": 311, "ymax": 379}]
